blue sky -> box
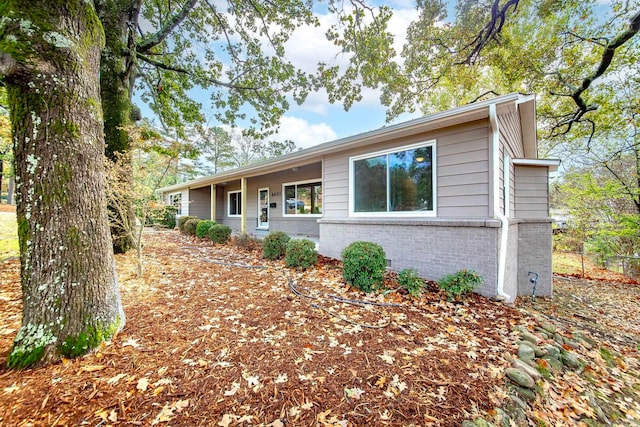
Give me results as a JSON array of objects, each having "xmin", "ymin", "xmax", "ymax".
[{"xmin": 136, "ymin": 1, "xmax": 422, "ymax": 149}]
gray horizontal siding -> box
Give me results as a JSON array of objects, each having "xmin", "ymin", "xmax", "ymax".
[
  {"xmin": 324, "ymin": 121, "xmax": 492, "ymax": 219},
  {"xmin": 515, "ymin": 166, "xmax": 549, "ymax": 218}
]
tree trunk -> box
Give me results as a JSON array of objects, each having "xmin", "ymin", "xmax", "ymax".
[
  {"xmin": 97, "ymin": 0, "xmax": 141, "ymax": 254},
  {"xmin": 0, "ymin": 0, "xmax": 125, "ymax": 368}
]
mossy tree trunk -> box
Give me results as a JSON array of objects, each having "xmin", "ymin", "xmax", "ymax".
[
  {"xmin": 0, "ymin": 0, "xmax": 125, "ymax": 368},
  {"xmin": 97, "ymin": 0, "xmax": 142, "ymax": 254}
]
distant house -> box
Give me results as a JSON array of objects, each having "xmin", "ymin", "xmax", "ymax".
[{"xmin": 158, "ymin": 93, "xmax": 559, "ymax": 302}]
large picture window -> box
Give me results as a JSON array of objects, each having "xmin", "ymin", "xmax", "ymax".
[
  {"xmin": 283, "ymin": 180, "xmax": 322, "ymax": 216},
  {"xmin": 228, "ymin": 190, "xmax": 242, "ymax": 216},
  {"xmin": 351, "ymin": 142, "xmax": 435, "ymax": 215}
]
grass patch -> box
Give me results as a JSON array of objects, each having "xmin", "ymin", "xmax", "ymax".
[{"xmin": 0, "ymin": 211, "xmax": 19, "ymax": 261}]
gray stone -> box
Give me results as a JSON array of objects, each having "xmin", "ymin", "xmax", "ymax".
[
  {"xmin": 542, "ymin": 356, "xmax": 564, "ymax": 373},
  {"xmin": 462, "ymin": 421, "xmax": 476, "ymax": 427},
  {"xmin": 518, "ymin": 343, "xmax": 536, "ymax": 361},
  {"xmin": 506, "ymin": 368, "xmax": 535, "ymax": 388},
  {"xmin": 564, "ymin": 339, "xmax": 581, "ymax": 350},
  {"xmin": 535, "ymin": 329, "xmax": 550, "ymax": 339},
  {"xmin": 553, "ymin": 332, "xmax": 564, "ymax": 345},
  {"xmin": 544, "ymin": 344, "xmax": 561, "ymax": 359},
  {"xmin": 512, "ymin": 358, "xmax": 542, "ymax": 380},
  {"xmin": 473, "ymin": 417, "xmax": 494, "ymax": 427},
  {"xmin": 493, "ymin": 408, "xmax": 511, "ymax": 427},
  {"xmin": 508, "ymin": 394, "xmax": 529, "ymax": 411},
  {"xmin": 521, "ymin": 331, "xmax": 540, "ymax": 345},
  {"xmin": 516, "ymin": 386, "xmax": 537, "ymax": 402},
  {"xmin": 540, "ymin": 321, "xmax": 557, "ymax": 333},
  {"xmin": 520, "ymin": 340, "xmax": 546, "ymax": 357},
  {"xmin": 561, "ymin": 351, "xmax": 581, "ymax": 370}
]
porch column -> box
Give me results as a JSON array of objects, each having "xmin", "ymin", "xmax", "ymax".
[
  {"xmin": 210, "ymin": 184, "xmax": 216, "ymax": 222},
  {"xmin": 241, "ymin": 178, "xmax": 247, "ymax": 234}
]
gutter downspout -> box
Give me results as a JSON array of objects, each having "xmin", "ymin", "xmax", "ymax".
[{"xmin": 489, "ymin": 104, "xmax": 512, "ymax": 303}]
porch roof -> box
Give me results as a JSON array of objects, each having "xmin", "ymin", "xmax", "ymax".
[{"xmin": 158, "ymin": 93, "xmax": 537, "ymax": 193}]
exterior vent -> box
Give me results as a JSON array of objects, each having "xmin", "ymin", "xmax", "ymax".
[{"xmin": 386, "ymin": 259, "xmax": 392, "ymax": 267}]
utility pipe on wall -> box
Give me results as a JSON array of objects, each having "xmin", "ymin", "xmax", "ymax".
[{"xmin": 489, "ymin": 104, "xmax": 513, "ymax": 303}]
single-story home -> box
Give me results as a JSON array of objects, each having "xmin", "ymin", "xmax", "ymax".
[{"xmin": 158, "ymin": 93, "xmax": 559, "ymax": 302}]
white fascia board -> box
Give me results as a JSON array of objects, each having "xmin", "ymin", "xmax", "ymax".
[
  {"xmin": 158, "ymin": 93, "xmax": 529, "ymax": 194},
  {"xmin": 513, "ymin": 158, "xmax": 561, "ymax": 171}
]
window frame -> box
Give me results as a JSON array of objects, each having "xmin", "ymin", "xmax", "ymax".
[
  {"xmin": 169, "ymin": 192, "xmax": 182, "ymax": 215},
  {"xmin": 282, "ymin": 178, "xmax": 323, "ymax": 217},
  {"xmin": 349, "ymin": 140, "xmax": 437, "ymax": 217},
  {"xmin": 227, "ymin": 190, "xmax": 242, "ymax": 217}
]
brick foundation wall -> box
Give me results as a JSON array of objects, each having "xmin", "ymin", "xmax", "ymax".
[
  {"xmin": 318, "ymin": 219, "xmax": 500, "ymax": 297},
  {"xmin": 517, "ymin": 220, "xmax": 553, "ymax": 297}
]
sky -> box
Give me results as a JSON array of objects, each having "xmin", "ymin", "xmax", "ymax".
[{"xmin": 136, "ymin": 1, "xmax": 423, "ymax": 149}]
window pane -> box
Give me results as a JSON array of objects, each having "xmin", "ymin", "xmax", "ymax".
[
  {"xmin": 297, "ymin": 184, "xmax": 311, "ymax": 214},
  {"xmin": 229, "ymin": 192, "xmax": 241, "ymax": 215},
  {"xmin": 312, "ymin": 184, "xmax": 322, "ymax": 214},
  {"xmin": 284, "ymin": 185, "xmax": 296, "ymax": 214},
  {"xmin": 389, "ymin": 146, "xmax": 433, "ymax": 212},
  {"xmin": 354, "ymin": 156, "xmax": 387, "ymax": 212}
]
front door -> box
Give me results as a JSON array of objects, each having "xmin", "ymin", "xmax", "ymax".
[{"xmin": 258, "ymin": 188, "xmax": 269, "ymax": 229}]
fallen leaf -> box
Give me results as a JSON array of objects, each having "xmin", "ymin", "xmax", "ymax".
[
  {"xmin": 137, "ymin": 377, "xmax": 149, "ymax": 392},
  {"xmin": 81, "ymin": 365, "xmax": 106, "ymax": 373}
]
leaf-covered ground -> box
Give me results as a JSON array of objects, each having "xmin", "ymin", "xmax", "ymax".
[{"xmin": 0, "ymin": 229, "xmax": 639, "ymax": 426}]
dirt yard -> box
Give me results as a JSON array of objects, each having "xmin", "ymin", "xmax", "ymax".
[{"xmin": 1, "ymin": 228, "xmax": 639, "ymax": 426}]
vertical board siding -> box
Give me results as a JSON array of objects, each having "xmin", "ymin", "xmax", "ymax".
[{"xmin": 514, "ymin": 166, "xmax": 550, "ymax": 218}]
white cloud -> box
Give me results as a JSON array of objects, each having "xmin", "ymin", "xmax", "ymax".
[{"xmin": 272, "ymin": 116, "xmax": 337, "ymax": 148}]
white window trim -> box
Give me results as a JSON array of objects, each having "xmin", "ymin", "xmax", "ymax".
[
  {"xmin": 227, "ymin": 190, "xmax": 242, "ymax": 217},
  {"xmin": 169, "ymin": 192, "xmax": 182, "ymax": 216},
  {"xmin": 349, "ymin": 140, "xmax": 437, "ymax": 217},
  {"xmin": 282, "ymin": 178, "xmax": 323, "ymax": 217}
]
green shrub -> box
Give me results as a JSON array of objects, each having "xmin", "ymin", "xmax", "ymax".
[
  {"xmin": 183, "ymin": 218, "xmax": 201, "ymax": 236},
  {"xmin": 208, "ymin": 224, "xmax": 232, "ymax": 244},
  {"xmin": 397, "ymin": 268, "xmax": 424, "ymax": 297},
  {"xmin": 145, "ymin": 202, "xmax": 177, "ymax": 228},
  {"xmin": 285, "ymin": 239, "xmax": 317, "ymax": 269},
  {"xmin": 438, "ymin": 269, "xmax": 483, "ymax": 300},
  {"xmin": 262, "ymin": 231, "xmax": 291, "ymax": 260},
  {"xmin": 177, "ymin": 216, "xmax": 197, "ymax": 233},
  {"xmin": 341, "ymin": 241, "xmax": 386, "ymax": 293},
  {"xmin": 196, "ymin": 220, "xmax": 216, "ymax": 239}
]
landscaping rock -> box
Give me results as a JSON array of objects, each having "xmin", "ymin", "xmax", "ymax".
[
  {"xmin": 493, "ymin": 408, "xmax": 511, "ymax": 427},
  {"xmin": 507, "ymin": 394, "xmax": 529, "ymax": 412},
  {"xmin": 542, "ymin": 356, "xmax": 564, "ymax": 373},
  {"xmin": 512, "ymin": 358, "xmax": 542, "ymax": 380},
  {"xmin": 515, "ymin": 386, "xmax": 537, "ymax": 402},
  {"xmin": 553, "ymin": 332, "xmax": 565, "ymax": 345},
  {"xmin": 473, "ymin": 417, "xmax": 493, "ymax": 427},
  {"xmin": 561, "ymin": 351, "xmax": 581, "ymax": 370},
  {"xmin": 521, "ymin": 331, "xmax": 540, "ymax": 345},
  {"xmin": 544, "ymin": 344, "xmax": 561, "ymax": 359},
  {"xmin": 535, "ymin": 328, "xmax": 550, "ymax": 339},
  {"xmin": 506, "ymin": 368, "xmax": 536, "ymax": 388},
  {"xmin": 518, "ymin": 343, "xmax": 536, "ymax": 361},
  {"xmin": 520, "ymin": 340, "xmax": 546, "ymax": 357},
  {"xmin": 540, "ymin": 321, "xmax": 557, "ymax": 333},
  {"xmin": 462, "ymin": 421, "xmax": 476, "ymax": 427}
]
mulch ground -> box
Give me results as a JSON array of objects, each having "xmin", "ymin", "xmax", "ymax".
[
  {"xmin": 0, "ymin": 229, "xmax": 523, "ymax": 426},
  {"xmin": 1, "ymin": 229, "xmax": 639, "ymax": 426}
]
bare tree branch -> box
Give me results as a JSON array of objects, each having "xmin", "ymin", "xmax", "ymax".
[
  {"xmin": 458, "ymin": 0, "xmax": 520, "ymax": 65},
  {"xmin": 136, "ymin": 52, "xmax": 258, "ymax": 91},
  {"xmin": 137, "ymin": 0, "xmax": 199, "ymax": 53}
]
